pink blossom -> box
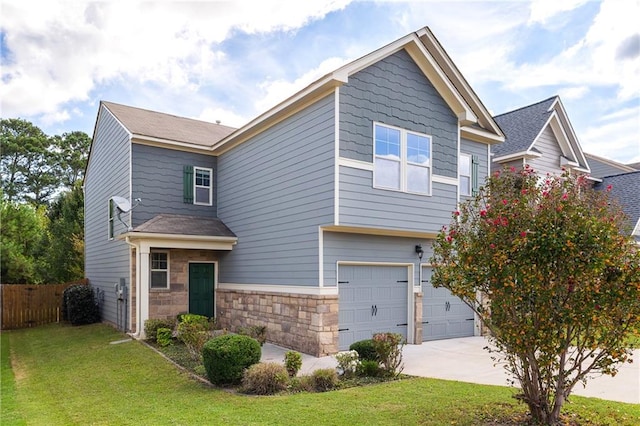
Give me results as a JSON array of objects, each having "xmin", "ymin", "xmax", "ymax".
[
  {"xmin": 502, "ymin": 199, "xmax": 508, "ymax": 205},
  {"xmin": 521, "ymin": 189, "xmax": 527, "ymax": 195},
  {"xmin": 562, "ymin": 193, "xmax": 568, "ymax": 200},
  {"xmin": 480, "ymin": 210, "xmax": 487, "ymax": 217},
  {"xmin": 520, "ymin": 231, "xmax": 527, "ymax": 238},
  {"xmin": 454, "ymin": 210, "xmax": 460, "ymax": 216},
  {"xmin": 509, "ymin": 166, "xmax": 516, "ymax": 172},
  {"xmin": 490, "ymin": 243, "xmax": 496, "ymax": 249},
  {"xmin": 446, "ymin": 236, "xmax": 453, "ymax": 242},
  {"xmin": 606, "ymin": 184, "xmax": 613, "ymax": 192}
]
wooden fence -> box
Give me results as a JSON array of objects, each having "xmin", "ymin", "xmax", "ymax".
[{"xmin": 1, "ymin": 279, "xmax": 88, "ymax": 330}]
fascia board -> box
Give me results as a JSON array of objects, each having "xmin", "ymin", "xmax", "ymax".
[
  {"xmin": 549, "ymin": 99, "xmax": 590, "ymax": 171},
  {"xmin": 118, "ymin": 232, "xmax": 237, "ymax": 250},
  {"xmin": 461, "ymin": 126, "xmax": 505, "ymax": 145},
  {"xmin": 493, "ymin": 150, "xmax": 543, "ymax": 163},
  {"xmin": 131, "ymin": 135, "xmax": 215, "ymax": 155},
  {"xmin": 417, "ymin": 27, "xmax": 503, "ymax": 138}
]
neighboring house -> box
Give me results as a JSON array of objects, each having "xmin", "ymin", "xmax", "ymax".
[
  {"xmin": 585, "ymin": 152, "xmax": 637, "ymax": 179},
  {"xmin": 594, "ymin": 171, "xmax": 640, "ymax": 242},
  {"xmin": 85, "ymin": 27, "xmax": 505, "ymax": 356},
  {"xmin": 491, "ymin": 96, "xmax": 590, "ymax": 177}
]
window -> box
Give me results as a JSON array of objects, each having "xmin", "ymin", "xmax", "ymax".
[
  {"xmin": 183, "ymin": 165, "xmax": 213, "ymax": 206},
  {"xmin": 374, "ymin": 123, "xmax": 431, "ymax": 195},
  {"xmin": 460, "ymin": 154, "xmax": 471, "ymax": 196},
  {"xmin": 150, "ymin": 251, "xmax": 169, "ymax": 289},
  {"xmin": 459, "ymin": 154, "xmax": 479, "ymax": 197},
  {"xmin": 108, "ymin": 199, "xmax": 114, "ymax": 239}
]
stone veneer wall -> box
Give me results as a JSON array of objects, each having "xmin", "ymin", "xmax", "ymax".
[
  {"xmin": 414, "ymin": 292, "xmax": 423, "ymax": 344},
  {"xmin": 216, "ymin": 289, "xmax": 339, "ymax": 357},
  {"xmin": 148, "ymin": 249, "xmax": 218, "ymax": 320}
]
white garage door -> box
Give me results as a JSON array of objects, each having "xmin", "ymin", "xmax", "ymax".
[
  {"xmin": 422, "ymin": 266, "xmax": 475, "ymax": 341},
  {"xmin": 338, "ymin": 265, "xmax": 409, "ymax": 351}
]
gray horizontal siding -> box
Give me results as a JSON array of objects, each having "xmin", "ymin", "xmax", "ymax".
[
  {"xmin": 323, "ymin": 232, "xmax": 433, "ymax": 286},
  {"xmin": 339, "ymin": 166, "xmax": 457, "ymax": 233},
  {"xmin": 339, "ymin": 49, "xmax": 458, "ymax": 177},
  {"xmin": 528, "ymin": 126, "xmax": 564, "ymax": 176},
  {"xmin": 217, "ymin": 95, "xmax": 335, "ymax": 286},
  {"xmin": 586, "ymin": 157, "xmax": 628, "ymax": 179},
  {"xmin": 84, "ymin": 106, "xmax": 131, "ymax": 326},
  {"xmin": 131, "ymin": 144, "xmax": 217, "ymax": 227},
  {"xmin": 461, "ymin": 138, "xmax": 489, "ymax": 201}
]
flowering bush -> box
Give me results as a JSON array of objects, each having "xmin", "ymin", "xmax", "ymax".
[
  {"xmin": 431, "ymin": 166, "xmax": 640, "ymax": 424},
  {"xmin": 334, "ymin": 350, "xmax": 360, "ymax": 377},
  {"xmin": 371, "ymin": 332, "xmax": 404, "ymax": 377}
]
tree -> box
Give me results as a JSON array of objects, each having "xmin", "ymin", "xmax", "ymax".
[
  {"xmin": 50, "ymin": 131, "xmax": 91, "ymax": 189},
  {"xmin": 431, "ymin": 166, "xmax": 640, "ymax": 424},
  {"xmin": 40, "ymin": 182, "xmax": 85, "ymax": 283},
  {"xmin": 0, "ymin": 118, "xmax": 58, "ymax": 206},
  {"xmin": 0, "ymin": 197, "xmax": 48, "ymax": 283}
]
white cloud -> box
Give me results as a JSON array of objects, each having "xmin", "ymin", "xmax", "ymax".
[
  {"xmin": 581, "ymin": 106, "xmax": 640, "ymax": 163},
  {"xmin": 528, "ymin": 0, "xmax": 590, "ymax": 25},
  {"xmin": 0, "ymin": 0, "xmax": 351, "ymax": 122},
  {"xmin": 198, "ymin": 107, "xmax": 248, "ymax": 129}
]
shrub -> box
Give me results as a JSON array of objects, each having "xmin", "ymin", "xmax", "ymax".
[
  {"xmin": 284, "ymin": 351, "xmax": 303, "ymax": 377},
  {"xmin": 288, "ymin": 375, "xmax": 314, "ymax": 393},
  {"xmin": 241, "ymin": 362, "xmax": 289, "ymax": 395},
  {"xmin": 237, "ymin": 325, "xmax": 267, "ymax": 346},
  {"xmin": 178, "ymin": 313, "xmax": 213, "ymax": 329},
  {"xmin": 310, "ymin": 368, "xmax": 338, "ymax": 392},
  {"xmin": 335, "ymin": 350, "xmax": 360, "ymax": 377},
  {"xmin": 357, "ymin": 359, "xmax": 381, "ymax": 377},
  {"xmin": 202, "ymin": 334, "xmax": 261, "ymax": 385},
  {"xmin": 144, "ymin": 318, "xmax": 176, "ymax": 342},
  {"xmin": 156, "ymin": 328, "xmax": 173, "ymax": 347},
  {"xmin": 372, "ymin": 332, "xmax": 404, "ymax": 377},
  {"xmin": 62, "ymin": 284, "xmax": 100, "ymax": 326},
  {"xmin": 349, "ymin": 339, "xmax": 377, "ymax": 362},
  {"xmin": 177, "ymin": 316, "xmax": 211, "ymax": 361}
]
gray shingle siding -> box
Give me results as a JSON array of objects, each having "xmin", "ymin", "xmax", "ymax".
[
  {"xmin": 217, "ymin": 95, "xmax": 335, "ymax": 286},
  {"xmin": 131, "ymin": 144, "xmax": 217, "ymax": 227},
  {"xmin": 84, "ymin": 107, "xmax": 131, "ymax": 326},
  {"xmin": 339, "ymin": 49, "xmax": 458, "ymax": 177}
]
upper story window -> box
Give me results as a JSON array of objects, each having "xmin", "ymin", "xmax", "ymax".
[
  {"xmin": 150, "ymin": 251, "xmax": 169, "ymax": 289},
  {"xmin": 183, "ymin": 165, "xmax": 213, "ymax": 206},
  {"xmin": 460, "ymin": 153, "xmax": 479, "ymax": 197},
  {"xmin": 374, "ymin": 123, "xmax": 431, "ymax": 195}
]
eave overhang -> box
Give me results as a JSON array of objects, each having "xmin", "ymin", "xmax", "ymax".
[{"xmin": 117, "ymin": 232, "xmax": 237, "ymax": 251}]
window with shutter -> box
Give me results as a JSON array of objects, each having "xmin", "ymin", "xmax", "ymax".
[{"xmin": 183, "ymin": 165, "xmax": 194, "ymax": 204}]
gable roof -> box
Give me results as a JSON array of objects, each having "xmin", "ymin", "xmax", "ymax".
[
  {"xmin": 132, "ymin": 214, "xmax": 236, "ymax": 238},
  {"xmin": 101, "ymin": 101, "xmax": 236, "ymax": 149},
  {"xmin": 211, "ymin": 26, "xmax": 504, "ymax": 154},
  {"xmin": 585, "ymin": 152, "xmax": 638, "ymax": 179},
  {"xmin": 594, "ymin": 171, "xmax": 640, "ymax": 238},
  {"xmin": 492, "ymin": 96, "xmax": 589, "ymax": 172}
]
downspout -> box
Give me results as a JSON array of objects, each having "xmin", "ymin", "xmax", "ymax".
[{"xmin": 124, "ymin": 236, "xmax": 141, "ymax": 338}]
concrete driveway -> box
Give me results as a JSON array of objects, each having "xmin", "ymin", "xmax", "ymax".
[{"xmin": 261, "ymin": 337, "xmax": 639, "ymax": 404}]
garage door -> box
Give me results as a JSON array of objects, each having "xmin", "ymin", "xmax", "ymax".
[
  {"xmin": 422, "ymin": 266, "xmax": 474, "ymax": 341},
  {"xmin": 338, "ymin": 265, "xmax": 409, "ymax": 351}
]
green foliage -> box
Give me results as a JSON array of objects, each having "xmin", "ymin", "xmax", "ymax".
[
  {"xmin": 356, "ymin": 359, "xmax": 382, "ymax": 377},
  {"xmin": 371, "ymin": 333, "xmax": 404, "ymax": 378},
  {"xmin": 156, "ymin": 328, "xmax": 173, "ymax": 347},
  {"xmin": 202, "ymin": 334, "xmax": 261, "ymax": 385},
  {"xmin": 62, "ymin": 284, "xmax": 99, "ymax": 325},
  {"xmin": 283, "ymin": 350, "xmax": 302, "ymax": 377},
  {"xmin": 237, "ymin": 324, "xmax": 267, "ymax": 346},
  {"xmin": 143, "ymin": 318, "xmax": 177, "ymax": 342},
  {"xmin": 349, "ymin": 339, "xmax": 377, "ymax": 362},
  {"xmin": 177, "ymin": 315, "xmax": 212, "ymax": 361},
  {"xmin": 335, "ymin": 350, "xmax": 360, "ymax": 377},
  {"xmin": 0, "ymin": 198, "xmax": 48, "ymax": 283},
  {"xmin": 431, "ymin": 166, "xmax": 640, "ymax": 424},
  {"xmin": 287, "ymin": 375, "xmax": 315, "ymax": 393},
  {"xmin": 241, "ymin": 362, "xmax": 289, "ymax": 395},
  {"xmin": 309, "ymin": 368, "xmax": 339, "ymax": 392}
]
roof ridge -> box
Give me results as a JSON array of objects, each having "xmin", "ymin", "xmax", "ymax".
[{"xmin": 492, "ymin": 95, "xmax": 558, "ymax": 119}]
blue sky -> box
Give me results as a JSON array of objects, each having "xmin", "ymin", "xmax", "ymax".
[{"xmin": 1, "ymin": 0, "xmax": 639, "ymax": 163}]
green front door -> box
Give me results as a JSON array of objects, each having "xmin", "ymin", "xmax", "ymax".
[{"xmin": 189, "ymin": 263, "xmax": 215, "ymax": 318}]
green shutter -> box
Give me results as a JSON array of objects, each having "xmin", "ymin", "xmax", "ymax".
[
  {"xmin": 471, "ymin": 155, "xmax": 479, "ymax": 196},
  {"xmin": 108, "ymin": 199, "xmax": 114, "ymax": 238},
  {"xmin": 183, "ymin": 165, "xmax": 194, "ymax": 203}
]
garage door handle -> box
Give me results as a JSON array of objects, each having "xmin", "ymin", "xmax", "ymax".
[
  {"xmin": 396, "ymin": 323, "xmax": 408, "ymax": 326},
  {"xmin": 371, "ymin": 305, "xmax": 378, "ymax": 316},
  {"xmin": 422, "ymin": 321, "xmax": 429, "ymax": 324},
  {"xmin": 338, "ymin": 328, "xmax": 349, "ymax": 331},
  {"xmin": 466, "ymin": 318, "xmax": 474, "ymax": 321},
  {"xmin": 338, "ymin": 281, "xmax": 349, "ymax": 284},
  {"xmin": 396, "ymin": 280, "xmax": 408, "ymax": 283}
]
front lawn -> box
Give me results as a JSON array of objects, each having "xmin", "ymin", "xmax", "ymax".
[{"xmin": 2, "ymin": 324, "xmax": 639, "ymax": 425}]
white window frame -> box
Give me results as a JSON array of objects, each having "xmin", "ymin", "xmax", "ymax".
[
  {"xmin": 373, "ymin": 122, "xmax": 432, "ymax": 195},
  {"xmin": 459, "ymin": 153, "xmax": 472, "ymax": 197},
  {"xmin": 150, "ymin": 251, "xmax": 170, "ymax": 290},
  {"xmin": 193, "ymin": 166, "xmax": 213, "ymax": 206}
]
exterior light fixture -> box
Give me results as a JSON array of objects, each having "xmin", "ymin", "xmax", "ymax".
[{"xmin": 415, "ymin": 244, "xmax": 424, "ymax": 260}]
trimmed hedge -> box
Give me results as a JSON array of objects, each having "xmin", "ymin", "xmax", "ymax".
[
  {"xmin": 62, "ymin": 284, "xmax": 100, "ymax": 326},
  {"xmin": 202, "ymin": 334, "xmax": 261, "ymax": 385},
  {"xmin": 349, "ymin": 339, "xmax": 377, "ymax": 362}
]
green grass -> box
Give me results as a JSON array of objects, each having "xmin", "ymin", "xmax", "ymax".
[{"xmin": 2, "ymin": 324, "xmax": 639, "ymax": 425}]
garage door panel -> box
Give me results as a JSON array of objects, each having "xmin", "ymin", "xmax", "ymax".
[
  {"xmin": 422, "ymin": 265, "xmax": 474, "ymax": 342},
  {"xmin": 338, "ymin": 265, "xmax": 409, "ymax": 350}
]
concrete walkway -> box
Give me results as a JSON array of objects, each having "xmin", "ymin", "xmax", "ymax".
[{"xmin": 261, "ymin": 337, "xmax": 640, "ymax": 404}]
